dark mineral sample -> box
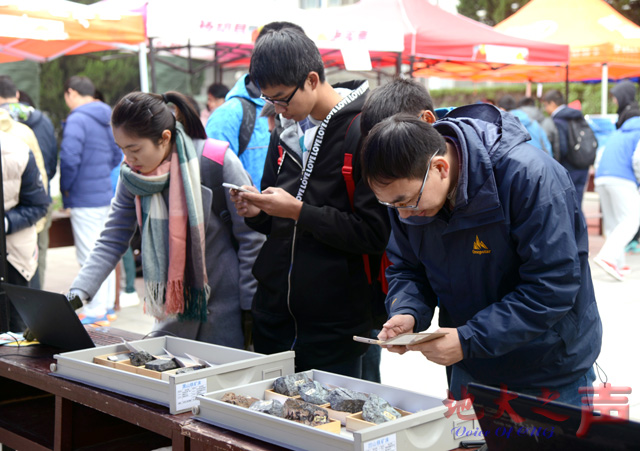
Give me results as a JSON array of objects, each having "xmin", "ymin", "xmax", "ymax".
[
  {"xmin": 129, "ymin": 350, "xmax": 154, "ymax": 366},
  {"xmin": 145, "ymin": 358, "xmax": 179, "ymax": 372},
  {"xmin": 283, "ymin": 398, "xmax": 331, "ymax": 426},
  {"xmin": 249, "ymin": 399, "xmax": 285, "ymax": 417},
  {"xmin": 362, "ymin": 394, "xmax": 402, "ymax": 424},
  {"xmin": 272, "ymin": 372, "xmax": 311, "ymax": 396},
  {"xmin": 175, "ymin": 365, "xmax": 206, "ymax": 375},
  {"xmin": 221, "ymin": 392, "xmax": 259, "ymax": 408},
  {"xmin": 298, "ymin": 380, "xmax": 330, "ymax": 405},
  {"xmin": 328, "ymin": 387, "xmax": 368, "ymax": 413}
]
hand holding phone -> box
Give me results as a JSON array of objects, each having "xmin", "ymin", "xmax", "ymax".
[{"xmin": 222, "ymin": 182, "xmax": 253, "ymax": 193}]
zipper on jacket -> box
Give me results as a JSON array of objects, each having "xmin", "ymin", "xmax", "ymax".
[{"xmin": 287, "ymin": 222, "xmax": 299, "ymax": 351}]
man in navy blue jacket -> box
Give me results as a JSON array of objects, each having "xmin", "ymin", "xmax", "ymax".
[
  {"xmin": 60, "ymin": 76, "xmax": 122, "ymax": 325},
  {"xmin": 360, "ymin": 105, "xmax": 602, "ymax": 407}
]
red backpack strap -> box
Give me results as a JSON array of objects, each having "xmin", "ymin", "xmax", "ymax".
[
  {"xmin": 342, "ymin": 113, "xmax": 361, "ymax": 209},
  {"xmin": 342, "ymin": 114, "xmax": 371, "ymax": 283}
]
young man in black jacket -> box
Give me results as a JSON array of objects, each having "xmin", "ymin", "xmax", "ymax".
[{"xmin": 231, "ymin": 28, "xmax": 390, "ymax": 378}]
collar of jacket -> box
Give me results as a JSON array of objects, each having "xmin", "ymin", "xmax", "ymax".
[
  {"xmin": 277, "ymin": 80, "xmax": 369, "ymax": 163},
  {"xmin": 398, "ymin": 104, "xmax": 528, "ymax": 233}
]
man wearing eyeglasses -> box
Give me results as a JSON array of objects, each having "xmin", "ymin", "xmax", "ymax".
[
  {"xmin": 230, "ymin": 28, "xmax": 390, "ymax": 378},
  {"xmin": 361, "ymin": 106, "xmax": 602, "ymax": 408}
]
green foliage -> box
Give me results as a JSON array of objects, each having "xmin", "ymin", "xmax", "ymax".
[
  {"xmin": 40, "ymin": 51, "xmax": 141, "ymax": 137},
  {"xmin": 429, "ymin": 82, "xmax": 618, "ymax": 115},
  {"xmin": 457, "ymin": 0, "xmax": 529, "ymax": 26}
]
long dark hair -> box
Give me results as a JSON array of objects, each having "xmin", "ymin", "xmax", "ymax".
[{"xmin": 112, "ymin": 91, "xmax": 206, "ymax": 144}]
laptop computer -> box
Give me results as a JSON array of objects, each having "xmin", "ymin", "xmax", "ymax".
[
  {"xmin": 4, "ymin": 282, "xmax": 107, "ymax": 351},
  {"xmin": 468, "ymin": 382, "xmax": 640, "ymax": 450}
]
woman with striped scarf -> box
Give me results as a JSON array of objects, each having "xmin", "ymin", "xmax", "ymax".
[{"xmin": 67, "ymin": 91, "xmax": 265, "ymax": 348}]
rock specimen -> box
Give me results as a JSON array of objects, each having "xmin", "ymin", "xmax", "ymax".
[
  {"xmin": 362, "ymin": 394, "xmax": 402, "ymax": 424},
  {"xmin": 283, "ymin": 398, "xmax": 331, "ymax": 426},
  {"xmin": 221, "ymin": 392, "xmax": 259, "ymax": 408},
  {"xmin": 249, "ymin": 399, "xmax": 285, "ymax": 417},
  {"xmin": 175, "ymin": 365, "xmax": 206, "ymax": 375},
  {"xmin": 129, "ymin": 350, "xmax": 154, "ymax": 366},
  {"xmin": 145, "ymin": 358, "xmax": 178, "ymax": 372},
  {"xmin": 298, "ymin": 380, "xmax": 330, "ymax": 405},
  {"xmin": 328, "ymin": 387, "xmax": 368, "ymax": 413},
  {"xmin": 272, "ymin": 372, "xmax": 311, "ymax": 396}
]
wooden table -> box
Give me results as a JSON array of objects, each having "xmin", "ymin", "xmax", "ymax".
[
  {"xmin": 0, "ymin": 327, "xmax": 479, "ymax": 450},
  {"xmin": 0, "ymin": 328, "xmax": 285, "ymax": 451}
]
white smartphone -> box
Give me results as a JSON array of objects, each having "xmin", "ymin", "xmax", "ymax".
[{"xmin": 222, "ymin": 182, "xmax": 253, "ymax": 193}]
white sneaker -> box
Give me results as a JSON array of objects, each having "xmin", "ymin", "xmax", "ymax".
[
  {"xmin": 593, "ymin": 256, "xmax": 624, "ymax": 281},
  {"xmin": 119, "ymin": 291, "xmax": 140, "ymax": 307}
]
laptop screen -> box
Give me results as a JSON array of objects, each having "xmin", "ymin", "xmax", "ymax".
[
  {"xmin": 467, "ymin": 382, "xmax": 640, "ymax": 450},
  {"xmin": 3, "ymin": 283, "xmax": 95, "ymax": 351}
]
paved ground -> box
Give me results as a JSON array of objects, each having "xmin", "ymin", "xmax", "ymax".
[{"xmin": 42, "ymin": 192, "xmax": 640, "ymax": 420}]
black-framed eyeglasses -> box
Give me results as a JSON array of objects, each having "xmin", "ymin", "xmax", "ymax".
[
  {"xmin": 260, "ymin": 81, "xmax": 303, "ymax": 107},
  {"xmin": 378, "ymin": 152, "xmax": 437, "ymax": 210}
]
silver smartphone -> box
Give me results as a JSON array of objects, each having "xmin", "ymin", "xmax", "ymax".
[{"xmin": 222, "ymin": 182, "xmax": 253, "ymax": 193}]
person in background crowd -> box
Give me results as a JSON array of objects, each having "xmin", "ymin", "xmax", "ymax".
[
  {"xmin": 0, "ymin": 131, "xmax": 50, "ymax": 332},
  {"xmin": 0, "ymin": 76, "xmax": 57, "ymax": 289},
  {"xmin": 612, "ymin": 80, "xmax": 640, "ymax": 130},
  {"xmin": 206, "ymin": 83, "xmax": 229, "ymax": 113},
  {"xmin": 68, "ymin": 91, "xmax": 264, "ymax": 348},
  {"xmin": 60, "ymin": 75, "xmax": 120, "ymax": 325},
  {"xmin": 519, "ymin": 96, "xmax": 561, "ymax": 161},
  {"xmin": 361, "ymin": 106, "xmax": 601, "ymax": 408},
  {"xmin": 592, "ymin": 81, "xmax": 640, "ymax": 281},
  {"xmin": 542, "ymin": 89, "xmax": 591, "ymax": 208},
  {"xmin": 497, "ymin": 94, "xmax": 552, "ymax": 157},
  {"xmin": 231, "ymin": 28, "xmax": 390, "ymax": 377}
]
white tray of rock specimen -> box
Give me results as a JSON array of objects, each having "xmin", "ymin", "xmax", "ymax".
[
  {"xmin": 52, "ymin": 336, "xmax": 295, "ymax": 414},
  {"xmin": 193, "ymin": 369, "xmax": 471, "ymax": 450}
]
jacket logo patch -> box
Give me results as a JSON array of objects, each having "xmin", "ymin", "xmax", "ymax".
[{"xmin": 472, "ymin": 235, "xmax": 491, "ymax": 255}]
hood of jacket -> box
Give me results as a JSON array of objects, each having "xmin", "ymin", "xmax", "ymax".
[
  {"xmin": 1, "ymin": 102, "xmax": 34, "ymax": 122},
  {"xmin": 277, "ymin": 79, "xmax": 369, "ymax": 162},
  {"xmin": 226, "ymin": 74, "xmax": 265, "ymax": 107},
  {"xmin": 398, "ymin": 103, "xmax": 529, "ymax": 228},
  {"xmin": 70, "ymin": 101, "xmax": 112, "ymax": 126},
  {"xmin": 0, "ymin": 109, "xmax": 14, "ymax": 132},
  {"xmin": 553, "ymin": 105, "xmax": 584, "ymax": 122},
  {"xmin": 518, "ymin": 105, "xmax": 545, "ymax": 123},
  {"xmin": 612, "ymin": 80, "xmax": 637, "ymax": 113}
]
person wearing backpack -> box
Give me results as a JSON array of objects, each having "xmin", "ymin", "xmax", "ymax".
[
  {"xmin": 592, "ymin": 82, "xmax": 640, "ymax": 281},
  {"xmin": 543, "ymin": 90, "xmax": 598, "ymax": 208},
  {"xmin": 67, "ymin": 91, "xmax": 265, "ymax": 348}
]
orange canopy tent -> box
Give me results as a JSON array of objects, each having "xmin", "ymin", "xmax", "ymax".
[
  {"xmin": 493, "ymin": 0, "xmax": 640, "ymax": 82},
  {"xmin": 0, "ymin": 0, "xmax": 146, "ymax": 64},
  {"xmin": 491, "ymin": 0, "xmax": 640, "ymax": 113}
]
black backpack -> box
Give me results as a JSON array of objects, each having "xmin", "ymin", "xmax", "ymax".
[{"xmin": 565, "ymin": 117, "xmax": 598, "ymax": 169}]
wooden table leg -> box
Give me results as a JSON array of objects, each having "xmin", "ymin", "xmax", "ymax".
[{"xmin": 54, "ymin": 396, "xmax": 73, "ymax": 451}]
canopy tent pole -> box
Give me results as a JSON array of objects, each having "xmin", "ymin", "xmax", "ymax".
[
  {"xmin": 601, "ymin": 63, "xmax": 608, "ymax": 115},
  {"xmin": 149, "ymin": 38, "xmax": 157, "ymax": 93},
  {"xmin": 565, "ymin": 65, "xmax": 569, "ymax": 103},
  {"xmin": 138, "ymin": 43, "xmax": 149, "ymax": 93}
]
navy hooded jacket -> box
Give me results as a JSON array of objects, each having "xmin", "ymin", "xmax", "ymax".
[{"xmin": 386, "ymin": 103, "xmax": 602, "ymax": 389}]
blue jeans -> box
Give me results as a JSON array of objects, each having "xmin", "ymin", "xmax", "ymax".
[{"xmin": 450, "ymin": 364, "xmax": 596, "ymax": 409}]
